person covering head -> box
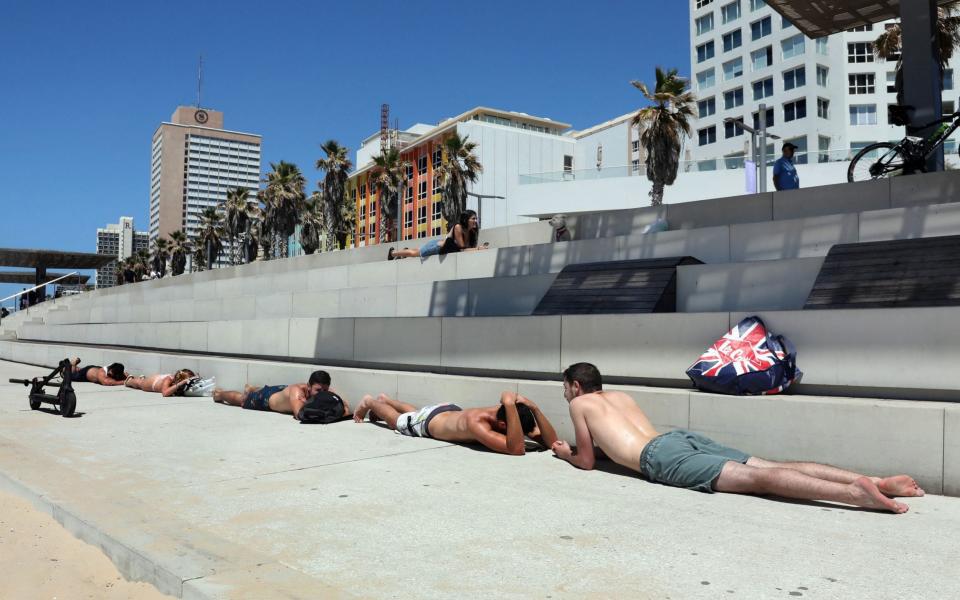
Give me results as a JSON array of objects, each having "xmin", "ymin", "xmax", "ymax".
[{"xmin": 106, "ymin": 363, "xmax": 126, "ymax": 381}]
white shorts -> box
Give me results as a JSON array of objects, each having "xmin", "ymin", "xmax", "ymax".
[{"xmin": 395, "ymin": 404, "xmax": 462, "ymax": 438}]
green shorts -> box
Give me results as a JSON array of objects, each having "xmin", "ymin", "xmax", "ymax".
[{"xmin": 639, "ymin": 430, "xmax": 750, "ymax": 493}]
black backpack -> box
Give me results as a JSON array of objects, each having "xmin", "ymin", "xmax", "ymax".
[{"xmin": 297, "ymin": 390, "xmax": 346, "ymax": 424}]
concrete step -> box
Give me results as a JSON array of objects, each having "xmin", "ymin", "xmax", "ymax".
[
  {"xmin": 16, "ymin": 307, "xmax": 960, "ymax": 401},
  {"xmin": 2, "ymin": 339, "xmax": 956, "ymax": 497}
]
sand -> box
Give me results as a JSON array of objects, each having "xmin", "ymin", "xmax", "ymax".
[{"xmin": 0, "ymin": 490, "xmax": 173, "ymax": 600}]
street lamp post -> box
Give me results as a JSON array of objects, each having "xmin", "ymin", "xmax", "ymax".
[{"xmin": 725, "ymin": 107, "xmax": 781, "ymax": 193}]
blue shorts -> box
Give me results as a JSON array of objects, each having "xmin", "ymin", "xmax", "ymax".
[
  {"xmin": 639, "ymin": 430, "xmax": 750, "ymax": 493},
  {"xmin": 243, "ymin": 385, "xmax": 286, "ymax": 411},
  {"xmin": 419, "ymin": 239, "xmax": 442, "ymax": 257}
]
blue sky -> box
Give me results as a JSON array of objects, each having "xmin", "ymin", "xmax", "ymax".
[{"xmin": 0, "ymin": 0, "xmax": 688, "ymax": 301}]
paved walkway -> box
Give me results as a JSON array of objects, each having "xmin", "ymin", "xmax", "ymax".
[{"xmin": 0, "ymin": 359, "xmax": 957, "ymax": 599}]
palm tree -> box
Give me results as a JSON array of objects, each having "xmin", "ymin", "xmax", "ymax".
[
  {"xmin": 632, "ymin": 67, "xmax": 696, "ymax": 206},
  {"xmin": 299, "ymin": 190, "xmax": 323, "ymax": 255},
  {"xmin": 262, "ymin": 161, "xmax": 306, "ymax": 258},
  {"xmin": 316, "ymin": 140, "xmax": 353, "ymax": 251},
  {"xmin": 250, "ymin": 206, "xmax": 272, "ymax": 261},
  {"xmin": 222, "ymin": 187, "xmax": 258, "ymax": 265},
  {"xmin": 335, "ymin": 187, "xmax": 356, "ymax": 250},
  {"xmin": 197, "ymin": 206, "xmax": 225, "ymax": 270},
  {"xmin": 437, "ymin": 133, "xmax": 483, "ymax": 227},
  {"xmin": 152, "ymin": 237, "xmax": 169, "ymax": 277},
  {"xmin": 370, "ymin": 147, "xmax": 411, "ymax": 242},
  {"xmin": 169, "ymin": 230, "xmax": 190, "ymax": 276},
  {"xmin": 874, "ymin": 4, "xmax": 960, "ymax": 105},
  {"xmin": 132, "ymin": 249, "xmax": 150, "ymax": 281}
]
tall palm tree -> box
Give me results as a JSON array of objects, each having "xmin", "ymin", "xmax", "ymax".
[
  {"xmin": 197, "ymin": 206, "xmax": 225, "ymax": 270},
  {"xmin": 437, "ymin": 133, "xmax": 483, "ymax": 227},
  {"xmin": 222, "ymin": 187, "xmax": 258, "ymax": 265},
  {"xmin": 316, "ymin": 140, "xmax": 353, "ymax": 251},
  {"xmin": 151, "ymin": 237, "xmax": 169, "ymax": 277},
  {"xmin": 874, "ymin": 3, "xmax": 960, "ymax": 105},
  {"xmin": 370, "ymin": 147, "xmax": 411, "ymax": 242},
  {"xmin": 335, "ymin": 187, "xmax": 356, "ymax": 250},
  {"xmin": 632, "ymin": 67, "xmax": 696, "ymax": 206},
  {"xmin": 262, "ymin": 161, "xmax": 306, "ymax": 258},
  {"xmin": 133, "ymin": 249, "xmax": 150, "ymax": 281},
  {"xmin": 169, "ymin": 230, "xmax": 190, "ymax": 276},
  {"xmin": 299, "ymin": 190, "xmax": 323, "ymax": 255}
]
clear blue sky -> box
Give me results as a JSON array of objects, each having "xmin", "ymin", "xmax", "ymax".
[{"xmin": 0, "ymin": 0, "xmax": 688, "ymax": 301}]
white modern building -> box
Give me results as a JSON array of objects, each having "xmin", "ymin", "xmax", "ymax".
[
  {"xmin": 96, "ymin": 217, "xmax": 149, "ymax": 288},
  {"xmin": 149, "ymin": 107, "xmax": 261, "ymax": 267},
  {"xmin": 687, "ymin": 0, "xmax": 960, "ymax": 170}
]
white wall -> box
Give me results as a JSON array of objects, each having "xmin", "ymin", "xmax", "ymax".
[{"xmin": 512, "ymin": 159, "xmax": 851, "ymax": 217}]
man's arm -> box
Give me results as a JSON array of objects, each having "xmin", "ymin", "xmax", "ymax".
[
  {"xmin": 330, "ymin": 387, "xmax": 351, "ymax": 417},
  {"xmin": 772, "ymin": 161, "xmax": 783, "ymax": 191},
  {"xmin": 100, "ymin": 376, "xmax": 126, "ymax": 386},
  {"xmin": 289, "ymin": 385, "xmax": 308, "ymax": 419},
  {"xmin": 161, "ymin": 377, "xmax": 191, "ymax": 397},
  {"xmin": 551, "ymin": 401, "xmax": 597, "ymax": 470},
  {"xmin": 499, "ymin": 392, "xmax": 526, "ymax": 455},
  {"xmin": 517, "ymin": 395, "xmax": 559, "ymax": 449}
]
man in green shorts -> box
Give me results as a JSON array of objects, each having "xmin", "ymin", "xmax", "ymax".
[{"xmin": 551, "ymin": 362, "xmax": 924, "ymax": 514}]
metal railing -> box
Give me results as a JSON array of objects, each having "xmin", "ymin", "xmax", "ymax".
[{"xmin": 0, "ymin": 272, "xmax": 81, "ymax": 320}]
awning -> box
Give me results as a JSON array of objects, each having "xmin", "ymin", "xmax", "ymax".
[
  {"xmin": 0, "ymin": 248, "xmax": 115, "ymax": 270},
  {"xmin": 765, "ymin": 0, "xmax": 954, "ymax": 38},
  {"xmin": 0, "ymin": 271, "xmax": 90, "ymax": 285}
]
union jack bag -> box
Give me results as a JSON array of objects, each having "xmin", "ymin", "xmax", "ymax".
[{"xmin": 686, "ymin": 316, "xmax": 802, "ymax": 395}]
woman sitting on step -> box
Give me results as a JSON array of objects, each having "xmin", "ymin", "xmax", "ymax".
[
  {"xmin": 124, "ymin": 368, "xmax": 196, "ymax": 397},
  {"xmin": 388, "ymin": 210, "xmax": 488, "ymax": 260}
]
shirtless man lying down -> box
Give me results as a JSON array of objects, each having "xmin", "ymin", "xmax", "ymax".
[
  {"xmin": 213, "ymin": 370, "xmax": 350, "ymax": 420},
  {"xmin": 551, "ymin": 362, "xmax": 924, "ymax": 514},
  {"xmin": 352, "ymin": 391, "xmax": 558, "ymax": 455},
  {"xmin": 68, "ymin": 358, "xmax": 127, "ymax": 386}
]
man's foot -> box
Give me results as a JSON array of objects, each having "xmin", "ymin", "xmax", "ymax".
[
  {"xmin": 877, "ymin": 475, "xmax": 925, "ymax": 498},
  {"xmin": 353, "ymin": 395, "xmax": 374, "ymax": 423},
  {"xmin": 849, "ymin": 477, "xmax": 909, "ymax": 514},
  {"xmin": 71, "ymin": 357, "xmax": 81, "ymax": 367},
  {"xmin": 212, "ymin": 389, "xmax": 227, "ymax": 404}
]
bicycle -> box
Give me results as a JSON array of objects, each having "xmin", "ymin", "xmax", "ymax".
[{"xmin": 847, "ymin": 105, "xmax": 960, "ymax": 182}]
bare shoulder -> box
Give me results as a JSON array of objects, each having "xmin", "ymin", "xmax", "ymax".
[
  {"xmin": 570, "ymin": 393, "xmax": 605, "ymax": 413},
  {"xmin": 602, "ymin": 390, "xmax": 637, "ymax": 404}
]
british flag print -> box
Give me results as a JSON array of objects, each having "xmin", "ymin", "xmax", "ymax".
[{"xmin": 696, "ymin": 319, "xmax": 782, "ymax": 377}]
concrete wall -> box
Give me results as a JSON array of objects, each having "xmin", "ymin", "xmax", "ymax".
[{"xmin": 1, "ymin": 339, "xmax": 954, "ymax": 496}]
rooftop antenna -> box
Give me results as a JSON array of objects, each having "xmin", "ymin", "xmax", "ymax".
[
  {"xmin": 380, "ymin": 103, "xmax": 390, "ymax": 153},
  {"xmin": 197, "ymin": 55, "xmax": 203, "ymax": 108}
]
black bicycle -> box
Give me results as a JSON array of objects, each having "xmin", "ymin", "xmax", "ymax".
[{"xmin": 847, "ymin": 105, "xmax": 960, "ymax": 182}]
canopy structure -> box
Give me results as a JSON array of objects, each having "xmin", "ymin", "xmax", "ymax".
[
  {"xmin": 0, "ymin": 248, "xmax": 112, "ymax": 301},
  {"xmin": 0, "ymin": 271, "xmax": 89, "ymax": 285},
  {"xmin": 766, "ymin": 0, "xmax": 949, "ymax": 171}
]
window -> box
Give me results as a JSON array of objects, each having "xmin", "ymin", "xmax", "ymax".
[
  {"xmin": 432, "ymin": 148, "xmax": 442, "ymax": 168},
  {"xmin": 817, "ymin": 97, "xmax": 830, "ymax": 119},
  {"xmin": 945, "ymin": 69, "xmax": 954, "ymax": 91},
  {"xmin": 783, "ymin": 66, "xmax": 805, "ymax": 90},
  {"xmin": 944, "ymin": 100, "xmax": 955, "ymax": 114},
  {"xmin": 406, "ymin": 164, "xmax": 414, "ymax": 180},
  {"xmin": 417, "ymin": 205, "xmax": 428, "ymax": 226},
  {"xmin": 417, "ymin": 156, "xmax": 428, "ymax": 175},
  {"xmin": 752, "ymin": 77, "xmax": 773, "ymax": 100},
  {"xmin": 432, "ymin": 202, "xmax": 441, "ymax": 222},
  {"xmin": 785, "ymin": 136, "xmax": 808, "ymax": 164},
  {"xmin": 848, "ymin": 73, "xmax": 875, "ymax": 94},
  {"xmin": 751, "ymin": 16, "xmax": 771, "ymax": 40},
  {"xmin": 432, "ymin": 175, "xmax": 441, "ymax": 196},
  {"xmin": 697, "ymin": 68, "xmax": 716, "ymax": 90},
  {"xmin": 404, "ymin": 185, "xmax": 413, "ymax": 202},
  {"xmin": 404, "ymin": 209, "xmax": 413, "ymax": 229},
  {"xmin": 781, "ymin": 34, "xmax": 805, "ymax": 59},
  {"xmin": 752, "ymin": 107, "xmax": 774, "ymax": 129},
  {"xmin": 563, "ymin": 155, "xmax": 573, "ymax": 172},
  {"xmin": 849, "ymin": 104, "xmax": 877, "ymax": 125},
  {"xmin": 782, "ymin": 16, "xmax": 794, "ymax": 29},
  {"xmin": 724, "ymin": 87, "xmax": 744, "ymax": 109},
  {"xmin": 723, "ymin": 58, "xmax": 743, "ymax": 80},
  {"xmin": 631, "ymin": 159, "xmax": 641, "ymax": 172},
  {"xmin": 696, "ymin": 13, "xmax": 714, "ymax": 35},
  {"xmin": 417, "ymin": 230, "xmax": 426, "ymax": 239},
  {"xmin": 721, "ymin": 1, "xmax": 741, "ymax": 23},
  {"xmin": 816, "ymin": 38, "xmax": 829, "ymax": 56},
  {"xmin": 784, "ymin": 98, "xmax": 807, "ymax": 122},
  {"xmin": 818, "ymin": 136, "xmax": 831, "ymax": 163},
  {"xmin": 817, "ymin": 65, "xmax": 829, "ymax": 87},
  {"xmin": 848, "ymin": 42, "xmax": 873, "ymax": 63},
  {"xmin": 631, "ymin": 139, "xmax": 640, "ymax": 152},
  {"xmin": 359, "ymin": 183, "xmax": 367, "ymax": 198},
  {"xmin": 696, "ymin": 0, "xmax": 713, "ymax": 8},
  {"xmin": 417, "ymin": 180, "xmax": 427, "ymax": 200},
  {"xmin": 886, "ymin": 71, "xmax": 897, "ymax": 93},
  {"xmin": 722, "ymin": 29, "xmax": 742, "ymax": 52},
  {"xmin": 749, "ymin": 0, "xmax": 764, "ymax": 9},
  {"xmin": 751, "ymin": 46, "xmax": 773, "ymax": 70},
  {"xmin": 849, "ymin": 24, "xmax": 873, "ymax": 32},
  {"xmin": 368, "ymin": 222, "xmax": 375, "ymax": 237},
  {"xmin": 697, "ymin": 41, "xmax": 715, "ymax": 63},
  {"xmin": 725, "ymin": 152, "xmax": 746, "ymax": 169},
  {"xmin": 725, "ymin": 118, "xmax": 744, "ymax": 139},
  {"xmin": 698, "ymin": 97, "xmax": 717, "ymax": 118},
  {"xmin": 698, "ymin": 126, "xmax": 717, "ymax": 146}
]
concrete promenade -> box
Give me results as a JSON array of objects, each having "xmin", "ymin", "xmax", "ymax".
[{"xmin": 1, "ymin": 359, "xmax": 958, "ymax": 599}]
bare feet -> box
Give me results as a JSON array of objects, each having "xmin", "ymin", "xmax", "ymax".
[
  {"xmin": 850, "ymin": 477, "xmax": 909, "ymax": 514},
  {"xmin": 877, "ymin": 475, "xmax": 925, "ymax": 498},
  {"xmin": 353, "ymin": 395, "xmax": 374, "ymax": 423},
  {"xmin": 212, "ymin": 389, "xmax": 226, "ymax": 404}
]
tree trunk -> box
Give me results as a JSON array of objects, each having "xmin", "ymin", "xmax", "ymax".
[{"xmin": 649, "ymin": 182, "xmax": 665, "ymax": 206}]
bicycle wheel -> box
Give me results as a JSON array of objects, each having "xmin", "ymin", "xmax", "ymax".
[{"xmin": 847, "ymin": 142, "xmax": 908, "ymax": 182}]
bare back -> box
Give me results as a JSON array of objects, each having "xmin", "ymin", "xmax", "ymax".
[
  {"xmin": 571, "ymin": 391, "xmax": 659, "ymax": 472},
  {"xmin": 267, "ymin": 384, "xmax": 308, "ymax": 414},
  {"xmin": 427, "ymin": 408, "xmax": 493, "ymax": 443}
]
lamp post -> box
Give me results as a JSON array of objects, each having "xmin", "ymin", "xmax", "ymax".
[{"xmin": 724, "ymin": 106, "xmax": 781, "ymax": 193}]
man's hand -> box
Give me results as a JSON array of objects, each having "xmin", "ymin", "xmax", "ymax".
[
  {"xmin": 500, "ymin": 392, "xmax": 517, "ymax": 406},
  {"xmin": 516, "ymin": 395, "xmax": 538, "ymax": 410},
  {"xmin": 552, "ymin": 440, "xmax": 573, "ymax": 460}
]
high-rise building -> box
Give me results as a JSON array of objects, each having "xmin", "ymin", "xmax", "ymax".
[
  {"xmin": 687, "ymin": 0, "xmax": 959, "ymax": 169},
  {"xmin": 96, "ymin": 217, "xmax": 149, "ymax": 288},
  {"xmin": 149, "ymin": 106, "xmax": 261, "ymax": 266}
]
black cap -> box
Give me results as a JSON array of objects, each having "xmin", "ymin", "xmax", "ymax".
[{"xmin": 782, "ymin": 142, "xmax": 798, "ymax": 151}]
